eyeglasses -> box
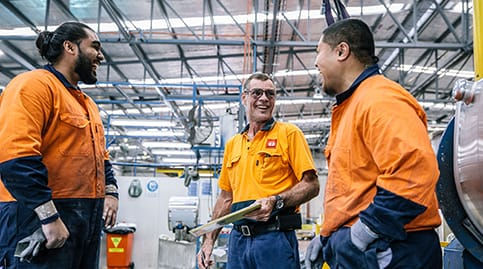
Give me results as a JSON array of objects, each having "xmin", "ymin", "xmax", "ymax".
[{"xmin": 245, "ymin": 88, "xmax": 276, "ymax": 99}]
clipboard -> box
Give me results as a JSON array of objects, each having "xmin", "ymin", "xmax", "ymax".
[{"xmin": 189, "ymin": 203, "xmax": 261, "ymax": 237}]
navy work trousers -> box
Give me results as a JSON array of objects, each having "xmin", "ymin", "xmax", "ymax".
[
  {"xmin": 0, "ymin": 198, "xmax": 104, "ymax": 269},
  {"xmin": 227, "ymin": 229, "xmax": 300, "ymax": 269},
  {"xmin": 322, "ymin": 228, "xmax": 442, "ymax": 269}
]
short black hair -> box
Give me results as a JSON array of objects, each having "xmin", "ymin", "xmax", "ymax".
[
  {"xmin": 322, "ymin": 18, "xmax": 378, "ymax": 65},
  {"xmin": 35, "ymin": 22, "xmax": 94, "ymax": 64},
  {"xmin": 243, "ymin": 72, "xmax": 274, "ymax": 90}
]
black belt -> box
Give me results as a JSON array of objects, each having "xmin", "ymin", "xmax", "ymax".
[{"xmin": 233, "ymin": 222, "xmax": 279, "ymax": 237}]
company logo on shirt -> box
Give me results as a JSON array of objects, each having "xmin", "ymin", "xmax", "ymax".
[{"xmin": 266, "ymin": 139, "xmax": 277, "ymax": 148}]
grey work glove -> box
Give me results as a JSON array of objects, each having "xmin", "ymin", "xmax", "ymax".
[
  {"xmin": 351, "ymin": 219, "xmax": 393, "ymax": 268},
  {"xmin": 350, "ymin": 219, "xmax": 378, "ymax": 252},
  {"xmin": 14, "ymin": 228, "xmax": 46, "ymax": 263},
  {"xmin": 304, "ymin": 236, "xmax": 324, "ymax": 269}
]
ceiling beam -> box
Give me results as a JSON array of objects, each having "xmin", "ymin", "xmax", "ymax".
[
  {"xmin": 0, "ymin": 1, "xmax": 40, "ymax": 34},
  {"xmin": 0, "ymin": 41, "xmax": 38, "ymax": 70},
  {"xmin": 99, "ymin": 0, "xmax": 189, "ymax": 129}
]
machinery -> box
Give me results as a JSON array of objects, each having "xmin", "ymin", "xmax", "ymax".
[
  {"xmin": 167, "ymin": 196, "xmax": 200, "ymax": 242},
  {"xmin": 436, "ymin": 3, "xmax": 483, "ymax": 267},
  {"xmin": 438, "ymin": 79, "xmax": 483, "ymax": 268},
  {"xmin": 156, "ymin": 196, "xmax": 200, "ymax": 269}
]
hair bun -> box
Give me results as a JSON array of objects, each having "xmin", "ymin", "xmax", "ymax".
[{"xmin": 35, "ymin": 31, "xmax": 54, "ymax": 57}]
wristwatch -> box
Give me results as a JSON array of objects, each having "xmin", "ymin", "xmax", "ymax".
[{"xmin": 274, "ymin": 195, "xmax": 284, "ymax": 210}]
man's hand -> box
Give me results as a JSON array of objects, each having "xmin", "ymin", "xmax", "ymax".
[
  {"xmin": 244, "ymin": 197, "xmax": 276, "ymax": 222},
  {"xmin": 197, "ymin": 239, "xmax": 215, "ymax": 269},
  {"xmin": 304, "ymin": 236, "xmax": 323, "ymax": 269},
  {"xmin": 41, "ymin": 218, "xmax": 69, "ymax": 249},
  {"xmin": 103, "ymin": 195, "xmax": 119, "ymax": 228}
]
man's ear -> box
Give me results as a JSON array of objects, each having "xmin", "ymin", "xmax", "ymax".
[
  {"xmin": 336, "ymin": 42, "xmax": 350, "ymax": 60},
  {"xmin": 63, "ymin": 40, "xmax": 77, "ymax": 55}
]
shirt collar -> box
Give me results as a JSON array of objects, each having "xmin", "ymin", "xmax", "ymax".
[
  {"xmin": 335, "ymin": 64, "xmax": 380, "ymax": 105},
  {"xmin": 43, "ymin": 64, "xmax": 79, "ymax": 90},
  {"xmin": 241, "ymin": 117, "xmax": 276, "ymax": 134}
]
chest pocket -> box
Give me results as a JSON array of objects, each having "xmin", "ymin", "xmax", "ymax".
[
  {"xmin": 258, "ymin": 150, "xmax": 287, "ymax": 183},
  {"xmin": 58, "ymin": 113, "xmax": 91, "ymax": 157},
  {"xmin": 226, "ymin": 154, "xmax": 241, "ymax": 188},
  {"xmin": 325, "ymin": 146, "xmax": 351, "ymax": 195}
]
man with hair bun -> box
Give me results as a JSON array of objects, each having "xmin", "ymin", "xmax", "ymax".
[{"xmin": 0, "ymin": 22, "xmax": 118, "ymax": 268}]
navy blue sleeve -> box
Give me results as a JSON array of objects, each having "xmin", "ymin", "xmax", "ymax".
[
  {"xmin": 104, "ymin": 160, "xmax": 118, "ymax": 198},
  {"xmin": 0, "ymin": 155, "xmax": 51, "ymax": 209},
  {"xmin": 359, "ymin": 186, "xmax": 426, "ymax": 241}
]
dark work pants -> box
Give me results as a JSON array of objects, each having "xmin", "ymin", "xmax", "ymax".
[
  {"xmin": 227, "ymin": 229, "xmax": 300, "ymax": 269},
  {"xmin": 322, "ymin": 228, "xmax": 442, "ymax": 269},
  {"xmin": 0, "ymin": 198, "xmax": 104, "ymax": 269}
]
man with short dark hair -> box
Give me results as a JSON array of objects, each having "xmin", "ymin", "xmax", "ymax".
[
  {"xmin": 0, "ymin": 22, "xmax": 118, "ymax": 268},
  {"xmin": 198, "ymin": 72, "xmax": 319, "ymax": 269},
  {"xmin": 305, "ymin": 18, "xmax": 442, "ymax": 269}
]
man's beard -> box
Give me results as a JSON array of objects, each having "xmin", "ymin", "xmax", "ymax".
[{"xmin": 75, "ymin": 48, "xmax": 97, "ymax": 84}]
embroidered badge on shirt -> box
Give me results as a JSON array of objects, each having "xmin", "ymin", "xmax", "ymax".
[{"xmin": 266, "ymin": 139, "xmax": 277, "ymax": 148}]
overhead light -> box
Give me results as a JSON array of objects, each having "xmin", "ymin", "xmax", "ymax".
[
  {"xmin": 279, "ymin": 98, "xmax": 328, "ymax": 104},
  {"xmin": 142, "ymin": 141, "xmax": 191, "ymax": 148},
  {"xmin": 161, "ymin": 158, "xmax": 205, "ymax": 164},
  {"xmin": 124, "ymin": 130, "xmax": 184, "ymax": 137},
  {"xmin": 109, "ymin": 145, "xmax": 139, "ymax": 151},
  {"xmin": 151, "ymin": 149, "xmax": 195, "ymax": 156},
  {"xmin": 0, "ymin": 4, "xmax": 408, "ymax": 36},
  {"xmin": 396, "ymin": 64, "xmax": 474, "ymax": 79},
  {"xmin": 418, "ymin": 101, "xmax": 455, "ymax": 111},
  {"xmin": 0, "ymin": 49, "xmax": 4, "ymax": 56},
  {"xmin": 110, "ymin": 119, "xmax": 176, "ymax": 127},
  {"xmin": 289, "ymin": 118, "xmax": 331, "ymax": 124},
  {"xmin": 305, "ymin": 134, "xmax": 321, "ymax": 139}
]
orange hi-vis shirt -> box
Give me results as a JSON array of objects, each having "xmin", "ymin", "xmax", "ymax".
[
  {"xmin": 0, "ymin": 69, "xmax": 108, "ymax": 201},
  {"xmin": 218, "ymin": 120, "xmax": 316, "ymax": 203},
  {"xmin": 321, "ymin": 75, "xmax": 441, "ymax": 237}
]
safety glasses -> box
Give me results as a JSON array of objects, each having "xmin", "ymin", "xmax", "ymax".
[{"xmin": 245, "ymin": 88, "xmax": 276, "ymax": 99}]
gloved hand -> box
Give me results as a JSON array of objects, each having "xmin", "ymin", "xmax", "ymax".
[
  {"xmin": 304, "ymin": 236, "xmax": 324, "ymax": 269},
  {"xmin": 14, "ymin": 228, "xmax": 46, "ymax": 263},
  {"xmin": 376, "ymin": 248, "xmax": 392, "ymax": 269},
  {"xmin": 351, "ymin": 220, "xmax": 393, "ymax": 268},
  {"xmin": 350, "ymin": 219, "xmax": 378, "ymax": 252}
]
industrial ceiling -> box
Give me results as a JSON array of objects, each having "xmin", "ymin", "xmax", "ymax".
[{"xmin": 0, "ymin": 0, "xmax": 474, "ymax": 170}]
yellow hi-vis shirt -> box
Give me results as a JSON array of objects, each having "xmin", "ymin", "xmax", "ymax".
[{"xmin": 218, "ymin": 120, "xmax": 316, "ymax": 203}]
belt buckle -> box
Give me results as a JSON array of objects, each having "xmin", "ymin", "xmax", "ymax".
[{"xmin": 240, "ymin": 225, "xmax": 251, "ymax": 236}]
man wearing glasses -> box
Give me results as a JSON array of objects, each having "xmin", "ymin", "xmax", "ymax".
[{"xmin": 197, "ymin": 72, "xmax": 319, "ymax": 269}]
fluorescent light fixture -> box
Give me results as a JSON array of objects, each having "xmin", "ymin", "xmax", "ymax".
[
  {"xmin": 109, "ymin": 145, "xmax": 139, "ymax": 151},
  {"xmin": 304, "ymin": 134, "xmax": 321, "ymax": 139},
  {"xmin": 104, "ymin": 97, "xmax": 329, "ymax": 116},
  {"xmin": 161, "ymin": 158, "xmax": 205, "ymax": 164},
  {"xmin": 124, "ymin": 130, "xmax": 184, "ymax": 137},
  {"xmin": 273, "ymin": 69, "xmax": 319, "ymax": 77},
  {"xmin": 110, "ymin": 119, "xmax": 176, "ymax": 127},
  {"xmin": 289, "ymin": 118, "xmax": 331, "ymax": 124},
  {"xmin": 418, "ymin": 101, "xmax": 455, "ymax": 111},
  {"xmin": 0, "ymin": 4, "xmax": 408, "ymax": 36},
  {"xmin": 280, "ymin": 98, "xmax": 328, "ymax": 104},
  {"xmin": 142, "ymin": 141, "xmax": 191, "ymax": 148},
  {"xmin": 151, "ymin": 149, "xmax": 195, "ymax": 156},
  {"xmin": 396, "ymin": 64, "xmax": 474, "ymax": 79}
]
